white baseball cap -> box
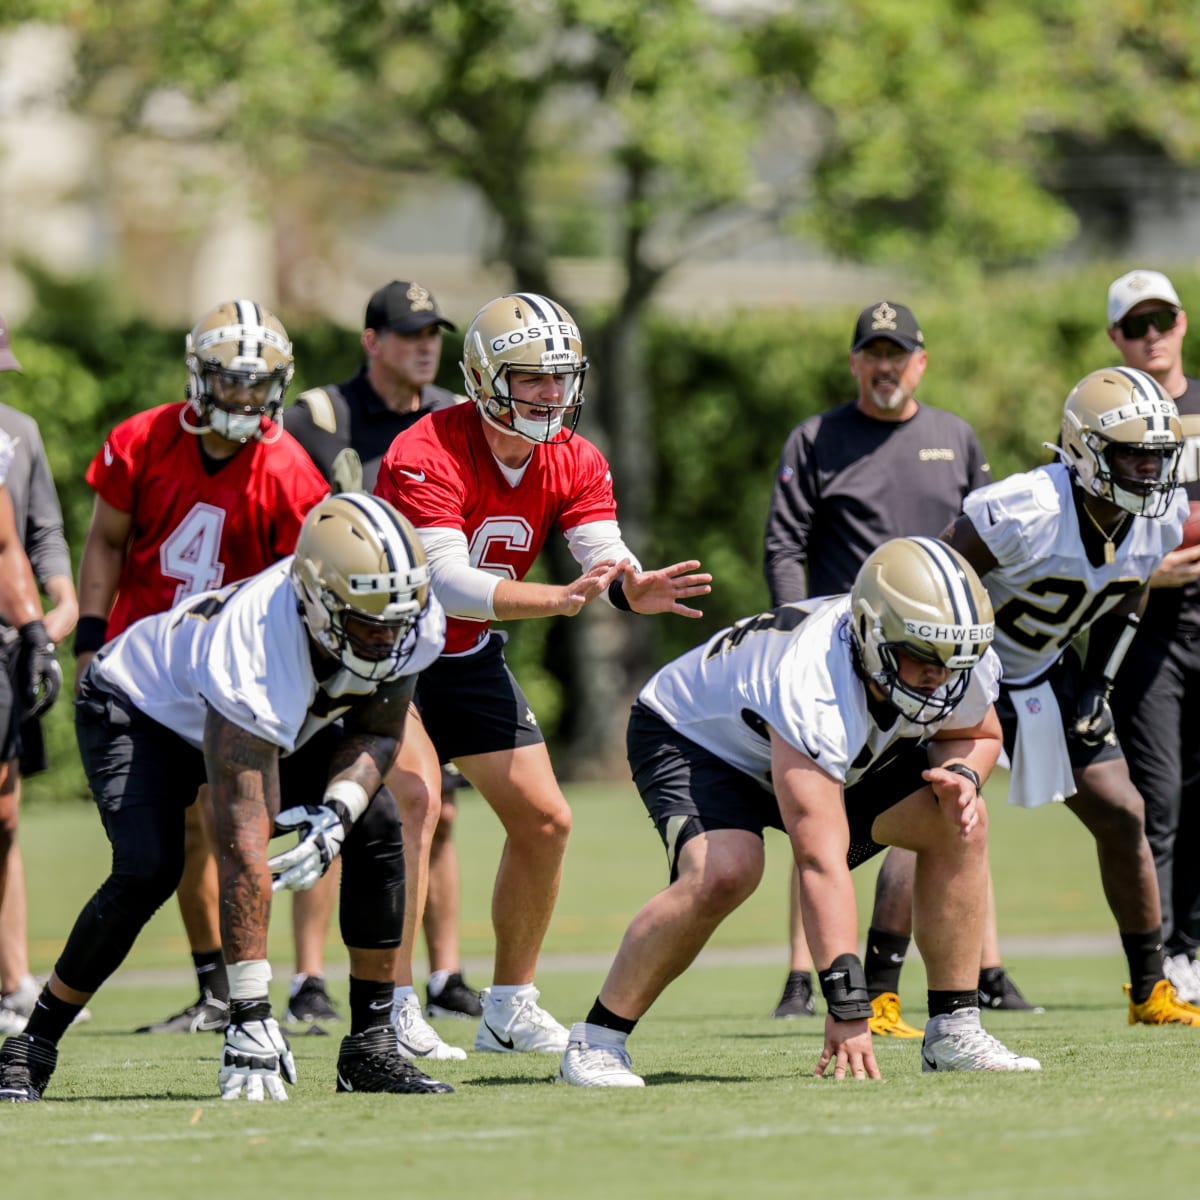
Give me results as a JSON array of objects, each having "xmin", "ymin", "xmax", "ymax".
[{"xmin": 1107, "ymin": 269, "xmax": 1182, "ymax": 326}]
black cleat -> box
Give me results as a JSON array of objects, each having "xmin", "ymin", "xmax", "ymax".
[
  {"xmin": 336, "ymin": 1026, "xmax": 455, "ymax": 1094},
  {"xmin": 286, "ymin": 976, "xmax": 341, "ymax": 1027},
  {"xmin": 426, "ymin": 972, "xmax": 483, "ymax": 1020},
  {"xmin": 136, "ymin": 990, "xmax": 230, "ymax": 1033},
  {"xmin": 0, "ymin": 1033, "xmax": 58, "ymax": 1102},
  {"xmin": 978, "ymin": 967, "xmax": 1044, "ymax": 1013},
  {"xmin": 771, "ymin": 970, "xmax": 817, "ymax": 1018}
]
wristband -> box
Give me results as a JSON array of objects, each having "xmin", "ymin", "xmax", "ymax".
[
  {"xmin": 226, "ymin": 958, "xmax": 272, "ymax": 1001},
  {"xmin": 942, "ymin": 762, "xmax": 981, "ymax": 791},
  {"xmin": 607, "ymin": 575, "xmax": 632, "ymax": 612},
  {"xmin": 324, "ymin": 779, "xmax": 370, "ymax": 828},
  {"xmin": 72, "ymin": 615, "xmax": 109, "ymax": 657},
  {"xmin": 817, "ymin": 953, "xmax": 874, "ymax": 1022}
]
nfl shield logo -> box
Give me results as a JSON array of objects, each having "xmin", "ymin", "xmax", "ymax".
[{"xmin": 1025, "ymin": 697, "xmax": 1042, "ymax": 715}]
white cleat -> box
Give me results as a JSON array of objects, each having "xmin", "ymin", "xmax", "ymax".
[
  {"xmin": 392, "ymin": 993, "xmax": 467, "ymax": 1061},
  {"xmin": 558, "ymin": 1023, "xmax": 645, "ymax": 1087},
  {"xmin": 1163, "ymin": 953, "xmax": 1200, "ymax": 1006},
  {"xmin": 921, "ymin": 1008, "xmax": 1041, "ymax": 1073},
  {"xmin": 475, "ymin": 986, "xmax": 569, "ymax": 1054}
]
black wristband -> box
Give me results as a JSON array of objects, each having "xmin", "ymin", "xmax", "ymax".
[
  {"xmin": 608, "ymin": 575, "xmax": 632, "ymax": 612},
  {"xmin": 942, "ymin": 762, "xmax": 981, "ymax": 791},
  {"xmin": 817, "ymin": 953, "xmax": 874, "ymax": 1022},
  {"xmin": 72, "ymin": 615, "xmax": 109, "ymax": 657}
]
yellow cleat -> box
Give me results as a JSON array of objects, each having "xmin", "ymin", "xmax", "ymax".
[
  {"xmin": 1125, "ymin": 979, "xmax": 1200, "ymax": 1025},
  {"xmin": 868, "ymin": 992, "xmax": 923, "ymax": 1038}
]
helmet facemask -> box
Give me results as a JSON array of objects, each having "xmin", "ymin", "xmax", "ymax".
[{"xmin": 1075, "ymin": 432, "xmax": 1181, "ymax": 518}]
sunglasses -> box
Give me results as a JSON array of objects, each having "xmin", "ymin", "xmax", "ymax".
[{"xmin": 1117, "ymin": 309, "xmax": 1178, "ymax": 339}]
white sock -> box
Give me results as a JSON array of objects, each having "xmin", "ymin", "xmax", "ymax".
[
  {"xmin": 486, "ymin": 983, "xmax": 534, "ymax": 1005},
  {"xmin": 582, "ymin": 1022, "xmax": 628, "ymax": 1047},
  {"xmin": 392, "ymin": 985, "xmax": 417, "ymax": 1007},
  {"xmin": 427, "ymin": 970, "xmax": 453, "ymax": 997}
]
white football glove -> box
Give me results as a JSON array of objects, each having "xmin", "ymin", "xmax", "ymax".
[
  {"xmin": 268, "ymin": 804, "xmax": 348, "ymax": 892},
  {"xmin": 218, "ymin": 1014, "xmax": 297, "ymax": 1102}
]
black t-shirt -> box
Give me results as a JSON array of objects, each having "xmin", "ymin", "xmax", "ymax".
[
  {"xmin": 287, "ymin": 368, "xmax": 464, "ymax": 493},
  {"xmin": 763, "ymin": 401, "xmax": 991, "ymax": 604}
]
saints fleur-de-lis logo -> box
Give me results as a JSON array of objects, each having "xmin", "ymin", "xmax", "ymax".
[{"xmin": 406, "ymin": 283, "xmax": 435, "ymax": 312}]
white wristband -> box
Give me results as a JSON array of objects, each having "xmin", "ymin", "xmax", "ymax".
[
  {"xmin": 325, "ymin": 779, "xmax": 370, "ymax": 825},
  {"xmin": 227, "ymin": 959, "xmax": 273, "ymax": 1001}
]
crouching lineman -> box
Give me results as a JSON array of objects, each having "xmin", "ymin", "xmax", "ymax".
[
  {"xmin": 942, "ymin": 366, "xmax": 1200, "ymax": 1026},
  {"xmin": 560, "ymin": 536, "xmax": 1040, "ymax": 1086},
  {"xmin": 0, "ymin": 494, "xmax": 456, "ymax": 1102}
]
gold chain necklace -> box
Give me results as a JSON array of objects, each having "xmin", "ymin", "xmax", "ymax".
[{"xmin": 1079, "ymin": 499, "xmax": 1130, "ymax": 565}]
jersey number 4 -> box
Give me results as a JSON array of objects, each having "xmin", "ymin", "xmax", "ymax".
[{"xmin": 159, "ymin": 503, "xmax": 228, "ymax": 606}]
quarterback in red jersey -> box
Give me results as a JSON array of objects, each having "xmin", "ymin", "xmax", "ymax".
[
  {"xmin": 73, "ymin": 300, "xmax": 329, "ymax": 1035},
  {"xmin": 376, "ymin": 292, "xmax": 711, "ymax": 1058}
]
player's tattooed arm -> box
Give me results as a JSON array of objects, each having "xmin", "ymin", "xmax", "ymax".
[
  {"xmin": 204, "ymin": 706, "xmax": 282, "ymax": 962},
  {"xmin": 331, "ymin": 676, "xmax": 416, "ymax": 794}
]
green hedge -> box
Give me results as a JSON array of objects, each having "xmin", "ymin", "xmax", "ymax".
[{"xmin": 8, "ymin": 264, "xmax": 1197, "ymax": 798}]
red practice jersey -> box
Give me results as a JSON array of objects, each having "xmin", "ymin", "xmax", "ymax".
[
  {"xmin": 87, "ymin": 402, "xmax": 330, "ymax": 637},
  {"xmin": 376, "ymin": 404, "xmax": 618, "ymax": 654}
]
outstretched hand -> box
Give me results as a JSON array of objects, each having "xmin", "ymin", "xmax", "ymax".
[
  {"xmin": 618, "ymin": 559, "xmax": 712, "ymax": 618},
  {"xmin": 558, "ymin": 560, "xmax": 622, "ymax": 616},
  {"xmin": 814, "ymin": 1016, "xmax": 880, "ymax": 1081}
]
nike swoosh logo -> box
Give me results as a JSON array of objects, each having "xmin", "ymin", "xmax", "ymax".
[
  {"xmin": 336, "ymin": 1071, "xmax": 354, "ymax": 1091},
  {"xmin": 396, "ymin": 1035, "xmax": 440, "ymax": 1058},
  {"xmin": 483, "ymin": 1020, "xmax": 515, "ymax": 1050},
  {"xmin": 399, "ymin": 468, "xmax": 426, "ymax": 482},
  {"xmin": 369, "ymin": 999, "xmax": 392, "ymax": 1011}
]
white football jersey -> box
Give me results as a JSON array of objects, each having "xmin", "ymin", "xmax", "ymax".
[
  {"xmin": 93, "ymin": 558, "xmax": 446, "ymax": 753},
  {"xmin": 636, "ymin": 595, "xmax": 1001, "ymax": 791},
  {"xmin": 962, "ymin": 463, "xmax": 1186, "ymax": 685}
]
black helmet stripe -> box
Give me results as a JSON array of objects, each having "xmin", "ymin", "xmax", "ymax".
[
  {"xmin": 512, "ymin": 292, "xmax": 568, "ymax": 353},
  {"xmin": 233, "ymin": 299, "xmax": 263, "ymax": 362},
  {"xmin": 336, "ymin": 493, "xmax": 421, "ymax": 605},
  {"xmin": 909, "ymin": 536, "xmax": 982, "ymax": 659}
]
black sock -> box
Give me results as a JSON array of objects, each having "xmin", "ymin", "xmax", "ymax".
[
  {"xmin": 349, "ymin": 977, "xmax": 394, "ymax": 1035},
  {"xmin": 865, "ymin": 927, "xmax": 910, "ymax": 998},
  {"xmin": 1121, "ymin": 929, "xmax": 1165, "ymax": 1005},
  {"xmin": 927, "ymin": 990, "xmax": 977, "ymax": 1018},
  {"xmin": 585, "ymin": 998, "xmax": 637, "ymax": 1036},
  {"xmin": 24, "ymin": 986, "xmax": 84, "ymax": 1045},
  {"xmin": 193, "ymin": 949, "xmax": 229, "ymax": 1003}
]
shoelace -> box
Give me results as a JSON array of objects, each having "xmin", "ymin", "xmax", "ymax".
[
  {"xmin": 395, "ymin": 998, "xmax": 442, "ymax": 1043},
  {"xmin": 571, "ymin": 1043, "xmax": 633, "ymax": 1072},
  {"xmin": 503, "ymin": 996, "xmax": 561, "ymax": 1033},
  {"xmin": 938, "ymin": 1025, "xmax": 1020, "ymax": 1062}
]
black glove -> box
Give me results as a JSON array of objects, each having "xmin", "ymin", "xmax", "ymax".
[
  {"xmin": 1071, "ymin": 682, "xmax": 1115, "ymax": 748},
  {"xmin": 16, "ymin": 620, "xmax": 62, "ymax": 719}
]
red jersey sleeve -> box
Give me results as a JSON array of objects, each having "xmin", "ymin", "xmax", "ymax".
[
  {"xmin": 376, "ymin": 409, "xmax": 471, "ymax": 530},
  {"xmin": 555, "ymin": 437, "xmax": 618, "ymax": 531},
  {"xmin": 85, "ymin": 406, "xmax": 163, "ymax": 513}
]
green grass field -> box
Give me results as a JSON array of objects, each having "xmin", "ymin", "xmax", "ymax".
[{"xmin": 6, "ymin": 776, "xmax": 1197, "ymax": 1198}]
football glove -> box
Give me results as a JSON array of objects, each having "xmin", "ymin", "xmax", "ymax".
[
  {"xmin": 219, "ymin": 1012, "xmax": 297, "ymax": 1102},
  {"xmin": 1070, "ymin": 683, "xmax": 1115, "ymax": 748},
  {"xmin": 16, "ymin": 620, "xmax": 61, "ymax": 719},
  {"xmin": 268, "ymin": 804, "xmax": 349, "ymax": 892}
]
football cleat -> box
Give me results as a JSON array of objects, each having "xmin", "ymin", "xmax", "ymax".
[
  {"xmin": 557, "ymin": 1023, "xmax": 645, "ymax": 1088},
  {"xmin": 771, "ymin": 970, "xmax": 817, "ymax": 1019},
  {"xmin": 0, "ymin": 1033, "xmax": 58, "ymax": 1102},
  {"xmin": 921, "ymin": 1009, "xmax": 1041, "ymax": 1072},
  {"xmin": 336, "ymin": 1026, "xmax": 454, "ymax": 1094},
  {"xmin": 978, "ymin": 968, "xmax": 1045, "ymax": 1013},
  {"xmin": 1161, "ymin": 954, "xmax": 1200, "ymax": 1006},
  {"xmin": 392, "ymin": 992, "xmax": 467, "ymax": 1060},
  {"xmin": 137, "ymin": 990, "xmax": 229, "ymax": 1034},
  {"xmin": 475, "ymin": 986, "xmax": 570, "ymax": 1054},
  {"xmin": 1125, "ymin": 979, "xmax": 1200, "ymax": 1025},
  {"xmin": 426, "ymin": 972, "xmax": 483, "ymax": 1020},
  {"xmin": 869, "ymin": 992, "xmax": 923, "ymax": 1038},
  {"xmin": 285, "ymin": 976, "xmax": 341, "ymax": 1028}
]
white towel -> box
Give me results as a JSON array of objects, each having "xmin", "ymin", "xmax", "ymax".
[{"xmin": 1005, "ymin": 680, "xmax": 1077, "ymax": 808}]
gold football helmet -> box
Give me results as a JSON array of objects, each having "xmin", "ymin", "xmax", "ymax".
[
  {"xmin": 291, "ymin": 493, "xmax": 431, "ymax": 681},
  {"xmin": 1059, "ymin": 366, "xmax": 1182, "ymax": 517},
  {"xmin": 184, "ymin": 299, "xmax": 295, "ymax": 443},
  {"xmin": 460, "ymin": 292, "xmax": 587, "ymax": 444},
  {"xmin": 850, "ymin": 536, "xmax": 994, "ymax": 724}
]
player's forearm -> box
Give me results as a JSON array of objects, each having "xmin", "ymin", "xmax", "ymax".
[
  {"xmin": 76, "ymin": 536, "xmax": 125, "ymax": 621},
  {"xmin": 491, "ymin": 577, "xmax": 584, "ymax": 619}
]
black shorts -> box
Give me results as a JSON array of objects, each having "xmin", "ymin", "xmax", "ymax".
[
  {"xmin": 416, "ymin": 633, "xmax": 544, "ymax": 762},
  {"xmin": 626, "ymin": 703, "xmax": 931, "ymax": 880},
  {"xmin": 996, "ymin": 649, "xmax": 1124, "ymax": 770}
]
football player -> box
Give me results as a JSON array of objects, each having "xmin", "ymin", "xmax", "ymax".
[
  {"xmin": 72, "ymin": 300, "xmax": 330, "ymax": 1037},
  {"xmin": 375, "ymin": 292, "xmax": 711, "ymax": 1056},
  {"xmin": 942, "ymin": 365, "xmax": 1199, "ymax": 1025},
  {"xmin": 559, "ymin": 536, "xmax": 1039, "ymax": 1085},
  {"xmin": 0, "ymin": 494, "xmax": 455, "ymax": 1102}
]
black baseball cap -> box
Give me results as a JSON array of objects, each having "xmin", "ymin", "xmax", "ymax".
[
  {"xmin": 851, "ymin": 300, "xmax": 924, "ymax": 353},
  {"xmin": 365, "ymin": 280, "xmax": 457, "ymax": 334},
  {"xmin": 0, "ymin": 313, "xmax": 21, "ymax": 373}
]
